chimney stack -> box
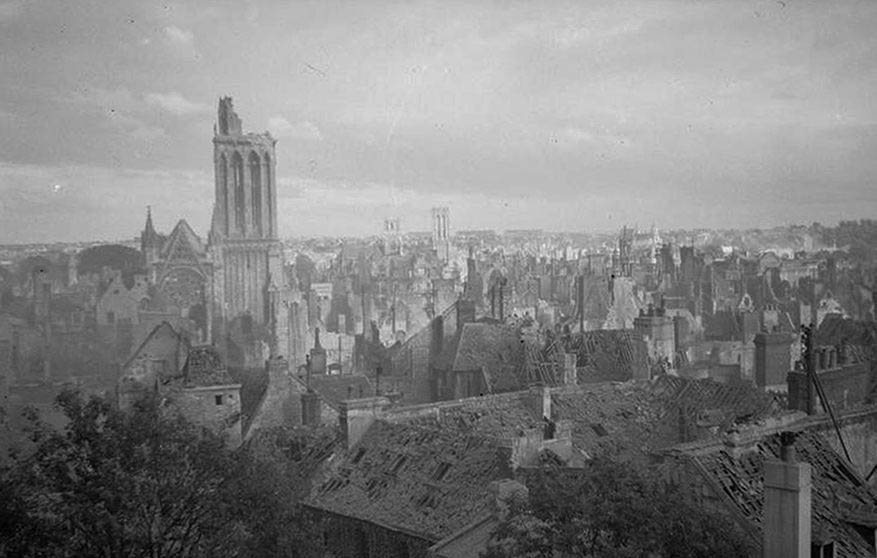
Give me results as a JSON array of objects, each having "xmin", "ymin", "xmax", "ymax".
[
  {"xmin": 763, "ymin": 431, "xmax": 811, "ymax": 558},
  {"xmin": 562, "ymin": 353, "xmax": 577, "ymax": 386},
  {"xmin": 310, "ymin": 328, "xmax": 327, "ymax": 375},
  {"xmin": 339, "ymin": 396, "xmax": 390, "ymax": 449},
  {"xmin": 301, "ymin": 391, "xmax": 322, "ymax": 426},
  {"xmin": 527, "ymin": 385, "xmax": 551, "ymax": 420}
]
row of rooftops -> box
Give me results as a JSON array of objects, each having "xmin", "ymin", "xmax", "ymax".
[{"xmin": 302, "ymin": 375, "xmax": 802, "ymax": 544}]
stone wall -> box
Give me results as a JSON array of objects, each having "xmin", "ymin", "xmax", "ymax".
[{"xmin": 173, "ymin": 384, "xmax": 242, "ymax": 447}]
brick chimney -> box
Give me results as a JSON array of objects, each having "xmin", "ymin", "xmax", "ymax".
[
  {"xmin": 267, "ymin": 355, "xmax": 289, "ymax": 386},
  {"xmin": 527, "ymin": 385, "xmax": 551, "ymax": 419},
  {"xmin": 338, "ymin": 396, "xmax": 390, "ymax": 449},
  {"xmin": 754, "ymin": 332, "xmax": 794, "ymax": 390},
  {"xmin": 763, "ymin": 431, "xmax": 811, "ymax": 558},
  {"xmin": 301, "ymin": 391, "xmax": 322, "ymax": 426},
  {"xmin": 562, "ymin": 353, "xmax": 577, "ymax": 386},
  {"xmin": 310, "ymin": 328, "xmax": 327, "ymax": 375},
  {"xmin": 456, "ymin": 298, "xmax": 476, "ymax": 326}
]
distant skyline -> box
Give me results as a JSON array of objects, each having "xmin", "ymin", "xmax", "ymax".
[{"xmin": 1, "ymin": 0, "xmax": 876, "ymax": 243}]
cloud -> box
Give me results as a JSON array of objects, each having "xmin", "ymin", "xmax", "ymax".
[
  {"xmin": 161, "ymin": 25, "xmax": 200, "ymax": 59},
  {"xmin": 146, "ymin": 92, "xmax": 210, "ymax": 116},
  {"xmin": 163, "ymin": 25, "xmax": 194, "ymax": 46},
  {"xmin": 0, "ymin": 162, "xmax": 212, "ymax": 243},
  {"xmin": 268, "ymin": 116, "xmax": 323, "ymax": 141},
  {"xmin": 67, "ymin": 87, "xmax": 140, "ymax": 112},
  {"xmin": 102, "ymin": 112, "xmax": 165, "ymax": 141},
  {"xmin": 0, "ymin": 1, "xmax": 23, "ymax": 23}
]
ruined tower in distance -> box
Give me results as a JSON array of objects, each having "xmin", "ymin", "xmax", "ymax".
[
  {"xmin": 432, "ymin": 206, "xmax": 450, "ymax": 263},
  {"xmin": 209, "ymin": 97, "xmax": 290, "ymax": 366}
]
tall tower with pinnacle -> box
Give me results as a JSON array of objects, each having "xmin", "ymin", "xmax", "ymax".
[
  {"xmin": 431, "ymin": 206, "xmax": 450, "ymax": 263},
  {"xmin": 209, "ymin": 97, "xmax": 290, "ymax": 365}
]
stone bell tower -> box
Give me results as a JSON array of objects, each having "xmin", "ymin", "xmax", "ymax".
[{"xmin": 209, "ymin": 97, "xmax": 290, "ymax": 365}]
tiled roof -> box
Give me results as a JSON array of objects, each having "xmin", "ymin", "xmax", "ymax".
[
  {"xmin": 816, "ymin": 315, "xmax": 877, "ymax": 348},
  {"xmin": 180, "ymin": 345, "xmax": 235, "ymax": 387},
  {"xmin": 680, "ymin": 430, "xmax": 877, "ymax": 556},
  {"xmin": 567, "ymin": 329, "xmax": 649, "ymax": 382},
  {"xmin": 307, "ymin": 391, "xmax": 547, "ymax": 541},
  {"xmin": 452, "ymin": 323, "xmax": 524, "ymax": 393},
  {"xmin": 552, "ymin": 376, "xmax": 781, "ymax": 460},
  {"xmin": 308, "ymin": 420, "xmax": 503, "ymax": 541},
  {"xmin": 434, "ymin": 323, "xmax": 526, "ymax": 394},
  {"xmin": 306, "ymin": 374, "xmax": 375, "ymax": 409},
  {"xmin": 403, "ymin": 391, "xmax": 545, "ymax": 439}
]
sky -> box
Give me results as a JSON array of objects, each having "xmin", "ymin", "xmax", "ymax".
[{"xmin": 0, "ymin": 0, "xmax": 876, "ymax": 243}]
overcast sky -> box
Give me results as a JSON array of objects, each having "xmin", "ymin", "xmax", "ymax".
[{"xmin": 0, "ymin": 0, "xmax": 875, "ymax": 243}]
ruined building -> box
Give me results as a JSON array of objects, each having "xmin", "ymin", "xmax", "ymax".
[
  {"xmin": 432, "ymin": 206, "xmax": 450, "ymax": 263},
  {"xmin": 208, "ymin": 97, "xmax": 292, "ymax": 365}
]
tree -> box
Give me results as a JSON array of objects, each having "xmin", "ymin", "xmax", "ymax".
[
  {"xmin": 0, "ymin": 389, "xmax": 248, "ymax": 557},
  {"xmin": 482, "ymin": 457, "xmax": 752, "ymax": 558}
]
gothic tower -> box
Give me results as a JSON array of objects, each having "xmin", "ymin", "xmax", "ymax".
[
  {"xmin": 209, "ymin": 97, "xmax": 290, "ymax": 365},
  {"xmin": 431, "ymin": 206, "xmax": 450, "ymax": 263}
]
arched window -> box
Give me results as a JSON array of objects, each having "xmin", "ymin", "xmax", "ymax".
[
  {"xmin": 264, "ymin": 153, "xmax": 272, "ymax": 237},
  {"xmin": 231, "ymin": 152, "xmax": 245, "ymax": 232},
  {"xmin": 219, "ymin": 153, "xmax": 229, "ymax": 234},
  {"xmin": 249, "ymin": 151, "xmax": 262, "ymax": 236}
]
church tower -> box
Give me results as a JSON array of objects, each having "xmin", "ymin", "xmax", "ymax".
[
  {"xmin": 209, "ymin": 97, "xmax": 290, "ymax": 365},
  {"xmin": 431, "ymin": 206, "xmax": 450, "ymax": 263}
]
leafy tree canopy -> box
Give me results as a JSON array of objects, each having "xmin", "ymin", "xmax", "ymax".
[
  {"xmin": 0, "ymin": 389, "xmax": 318, "ymax": 558},
  {"xmin": 482, "ymin": 457, "xmax": 752, "ymax": 558}
]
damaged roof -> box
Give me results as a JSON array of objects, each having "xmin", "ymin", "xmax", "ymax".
[
  {"xmin": 306, "ymin": 391, "xmax": 548, "ymax": 541},
  {"xmin": 434, "ymin": 322, "xmax": 526, "ymax": 394},
  {"xmin": 669, "ymin": 430, "xmax": 877, "ymax": 557},
  {"xmin": 552, "ymin": 376, "xmax": 781, "ymax": 460}
]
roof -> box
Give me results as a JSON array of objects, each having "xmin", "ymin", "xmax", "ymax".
[
  {"xmin": 817, "ymin": 314, "xmax": 877, "ymax": 348},
  {"xmin": 159, "ymin": 219, "xmax": 206, "ymax": 265},
  {"xmin": 306, "ymin": 391, "xmax": 547, "ymax": 541},
  {"xmin": 674, "ymin": 430, "xmax": 877, "ymax": 556},
  {"xmin": 552, "ymin": 376, "xmax": 781, "ymax": 460},
  {"xmin": 121, "ymin": 320, "xmax": 188, "ymax": 372},
  {"xmin": 305, "ymin": 374, "xmax": 375, "ymax": 409},
  {"xmin": 452, "ymin": 323, "xmax": 524, "ymax": 393},
  {"xmin": 566, "ymin": 329, "xmax": 649, "ymax": 382},
  {"xmin": 180, "ymin": 345, "xmax": 235, "ymax": 387},
  {"xmin": 308, "ymin": 419, "xmax": 504, "ymax": 541}
]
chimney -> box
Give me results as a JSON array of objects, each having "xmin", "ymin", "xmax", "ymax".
[
  {"xmin": 754, "ymin": 332, "xmax": 794, "ymax": 390},
  {"xmin": 310, "ymin": 328, "xmax": 327, "ymax": 375},
  {"xmin": 430, "ymin": 315, "xmax": 444, "ymax": 364},
  {"xmin": 456, "ymin": 298, "xmax": 476, "ymax": 325},
  {"xmin": 301, "ymin": 391, "xmax": 322, "ymax": 426},
  {"xmin": 562, "ymin": 353, "xmax": 577, "ymax": 386},
  {"xmin": 527, "ymin": 385, "xmax": 551, "ymax": 420},
  {"xmin": 338, "ymin": 396, "xmax": 390, "ymax": 449},
  {"xmin": 763, "ymin": 431, "xmax": 811, "ymax": 558},
  {"xmin": 267, "ymin": 355, "xmax": 289, "ymax": 386}
]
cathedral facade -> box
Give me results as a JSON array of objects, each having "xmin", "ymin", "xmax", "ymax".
[{"xmin": 140, "ymin": 98, "xmax": 295, "ymax": 367}]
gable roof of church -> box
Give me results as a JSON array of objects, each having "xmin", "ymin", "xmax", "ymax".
[{"xmin": 160, "ymin": 219, "xmax": 206, "ymax": 261}]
